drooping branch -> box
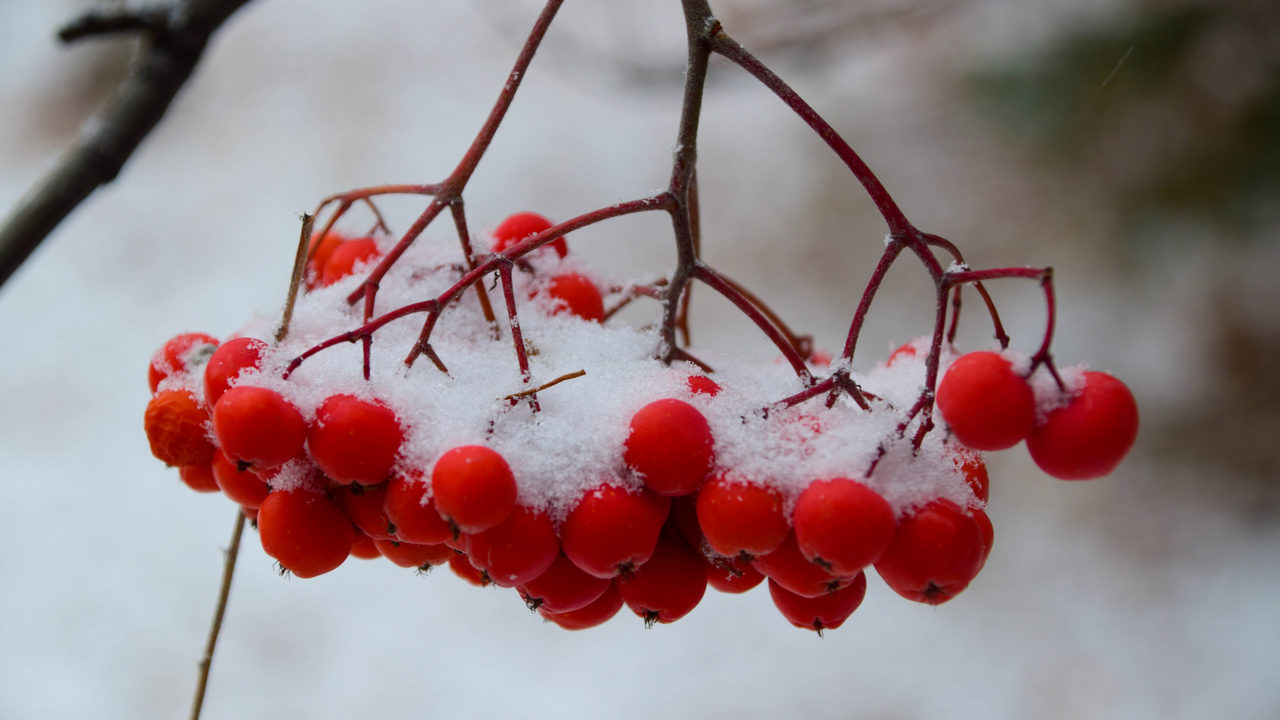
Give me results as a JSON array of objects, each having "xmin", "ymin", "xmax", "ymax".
[{"xmin": 0, "ymin": 0, "xmax": 255, "ymax": 289}]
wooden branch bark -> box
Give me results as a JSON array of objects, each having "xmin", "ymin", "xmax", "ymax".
[{"xmin": 0, "ymin": 0, "xmax": 255, "ymax": 289}]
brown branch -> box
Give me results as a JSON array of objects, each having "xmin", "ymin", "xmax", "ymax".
[
  {"xmin": 0, "ymin": 0, "xmax": 255, "ymax": 289},
  {"xmin": 189, "ymin": 510, "xmax": 246, "ymax": 720}
]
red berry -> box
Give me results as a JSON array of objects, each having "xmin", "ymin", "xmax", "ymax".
[
  {"xmin": 308, "ymin": 394, "xmax": 404, "ymax": 486},
  {"xmin": 874, "ymin": 499, "xmax": 986, "ymax": 605},
  {"xmin": 306, "ymin": 231, "xmax": 346, "ymax": 289},
  {"xmin": 178, "ymin": 463, "xmax": 219, "ymax": 493},
  {"xmin": 211, "ymin": 449, "xmax": 270, "ymax": 509},
  {"xmin": 618, "ymin": 539, "xmax": 708, "ymax": 625},
  {"xmin": 335, "ymin": 483, "xmax": 395, "ymax": 540},
  {"xmin": 350, "ymin": 531, "xmax": 381, "ymax": 560},
  {"xmin": 624, "ymin": 399, "xmax": 715, "ymax": 497},
  {"xmin": 519, "ymin": 554, "xmax": 612, "ymax": 613},
  {"xmin": 886, "ymin": 341, "xmax": 918, "ymax": 367},
  {"xmin": 212, "ymin": 386, "xmax": 307, "ymax": 469},
  {"xmin": 257, "ymin": 487, "xmax": 353, "ymax": 579},
  {"xmin": 203, "ymin": 337, "xmax": 268, "ymax": 406},
  {"xmin": 768, "ymin": 574, "xmax": 866, "ymax": 633},
  {"xmin": 704, "ymin": 553, "xmax": 766, "ymax": 594},
  {"xmin": 544, "ymin": 273, "xmax": 605, "ymax": 322},
  {"xmin": 492, "ymin": 211, "xmax": 568, "ymax": 258},
  {"xmin": 952, "ymin": 447, "xmax": 990, "ymax": 503},
  {"xmin": 144, "ymin": 389, "xmax": 216, "ymax": 467},
  {"xmin": 376, "ymin": 539, "xmax": 453, "ymax": 569},
  {"xmin": 686, "ymin": 375, "xmax": 721, "ymax": 397},
  {"xmin": 431, "ymin": 446, "xmax": 518, "ymax": 534},
  {"xmin": 560, "ymin": 483, "xmax": 670, "ymax": 578},
  {"xmin": 972, "ymin": 507, "xmax": 995, "ymax": 567},
  {"xmin": 936, "ymin": 351, "xmax": 1036, "ymax": 451},
  {"xmin": 148, "ymin": 332, "xmax": 219, "ymax": 393},
  {"xmin": 752, "ymin": 532, "xmax": 857, "ymax": 598},
  {"xmin": 792, "ymin": 477, "xmax": 896, "ymax": 576},
  {"xmin": 1027, "ymin": 371, "xmax": 1138, "ymax": 480},
  {"xmin": 540, "ymin": 582, "xmax": 624, "ymax": 630},
  {"xmin": 695, "ymin": 474, "xmax": 789, "ymax": 557},
  {"xmin": 447, "ymin": 550, "xmax": 491, "ymax": 586},
  {"xmin": 384, "ymin": 469, "xmax": 454, "ymax": 545},
  {"xmin": 464, "ymin": 506, "xmax": 560, "ymax": 588},
  {"xmin": 321, "ymin": 237, "xmax": 380, "ymax": 287}
]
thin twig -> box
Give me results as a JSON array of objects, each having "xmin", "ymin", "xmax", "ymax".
[{"xmin": 189, "ymin": 511, "xmax": 246, "ymax": 720}]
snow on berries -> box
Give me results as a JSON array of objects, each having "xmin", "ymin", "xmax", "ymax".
[{"xmin": 142, "ymin": 210, "xmax": 1138, "ymax": 633}]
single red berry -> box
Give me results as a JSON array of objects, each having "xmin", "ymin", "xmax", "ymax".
[
  {"xmin": 335, "ymin": 483, "xmax": 395, "ymax": 540},
  {"xmin": 686, "ymin": 375, "xmax": 721, "ymax": 397},
  {"xmin": 544, "ymin": 273, "xmax": 605, "ymax": 322},
  {"xmin": 619, "ymin": 539, "xmax": 708, "ymax": 625},
  {"xmin": 492, "ymin": 211, "xmax": 568, "ymax": 258},
  {"xmin": 144, "ymin": 389, "xmax": 216, "ymax": 467},
  {"xmin": 384, "ymin": 469, "xmax": 454, "ymax": 545},
  {"xmin": 305, "ymin": 230, "xmax": 346, "ymax": 289},
  {"xmin": 178, "ymin": 463, "xmax": 219, "ymax": 493},
  {"xmin": 704, "ymin": 553, "xmax": 766, "ymax": 594},
  {"xmin": 752, "ymin": 532, "xmax": 857, "ymax": 598},
  {"xmin": 464, "ymin": 506, "xmax": 560, "ymax": 588},
  {"xmin": 203, "ymin": 337, "xmax": 268, "ymax": 406},
  {"xmin": 768, "ymin": 573, "xmax": 867, "ymax": 633},
  {"xmin": 212, "ymin": 386, "xmax": 306, "ymax": 469},
  {"xmin": 211, "ymin": 449, "xmax": 270, "ymax": 509},
  {"xmin": 308, "ymin": 394, "xmax": 404, "ymax": 486},
  {"xmin": 431, "ymin": 445, "xmax": 518, "ymax": 534},
  {"xmin": 874, "ymin": 499, "xmax": 986, "ymax": 605},
  {"xmin": 1027, "ymin": 371, "xmax": 1138, "ymax": 480},
  {"xmin": 447, "ymin": 550, "xmax": 491, "ymax": 587},
  {"xmin": 540, "ymin": 582, "xmax": 624, "ymax": 630},
  {"xmin": 519, "ymin": 554, "xmax": 612, "ymax": 614},
  {"xmin": 936, "ymin": 351, "xmax": 1036, "ymax": 451},
  {"xmin": 560, "ymin": 483, "xmax": 670, "ymax": 579},
  {"xmin": 695, "ymin": 474, "xmax": 789, "ymax": 557},
  {"xmin": 257, "ymin": 487, "xmax": 354, "ymax": 579},
  {"xmin": 148, "ymin": 332, "xmax": 219, "ymax": 393},
  {"xmin": 320, "ymin": 237, "xmax": 380, "ymax": 287},
  {"xmin": 350, "ymin": 531, "xmax": 381, "ymax": 560},
  {"xmin": 376, "ymin": 539, "xmax": 453, "ymax": 569},
  {"xmin": 624, "ymin": 399, "xmax": 715, "ymax": 497},
  {"xmin": 792, "ymin": 477, "xmax": 896, "ymax": 576}
]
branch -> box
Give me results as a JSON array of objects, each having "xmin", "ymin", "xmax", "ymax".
[{"xmin": 0, "ymin": 0, "xmax": 255, "ymax": 289}]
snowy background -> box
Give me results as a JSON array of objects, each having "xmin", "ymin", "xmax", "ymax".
[{"xmin": 2, "ymin": 1, "xmax": 1278, "ymax": 718}]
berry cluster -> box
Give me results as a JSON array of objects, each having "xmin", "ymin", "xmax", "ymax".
[{"xmin": 144, "ymin": 211, "xmax": 1137, "ymax": 633}]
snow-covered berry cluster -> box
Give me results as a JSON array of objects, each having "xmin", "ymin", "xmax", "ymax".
[{"xmin": 143, "ymin": 211, "xmax": 1137, "ymax": 633}]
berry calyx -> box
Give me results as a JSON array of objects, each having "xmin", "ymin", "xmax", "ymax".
[
  {"xmin": 1026, "ymin": 371, "xmax": 1138, "ymax": 480},
  {"xmin": 792, "ymin": 477, "xmax": 895, "ymax": 576},
  {"xmin": 624, "ymin": 398, "xmax": 715, "ymax": 497},
  {"xmin": 307, "ymin": 394, "xmax": 404, "ymax": 486},
  {"xmin": 936, "ymin": 351, "xmax": 1037, "ymax": 451},
  {"xmin": 492, "ymin": 211, "xmax": 568, "ymax": 258},
  {"xmin": 430, "ymin": 445, "xmax": 518, "ymax": 534}
]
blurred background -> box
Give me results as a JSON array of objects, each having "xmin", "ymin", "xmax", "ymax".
[{"xmin": 2, "ymin": 0, "xmax": 1277, "ymax": 718}]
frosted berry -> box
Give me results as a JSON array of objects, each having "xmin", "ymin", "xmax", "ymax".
[
  {"xmin": 874, "ymin": 499, "xmax": 986, "ymax": 605},
  {"xmin": 618, "ymin": 539, "xmax": 708, "ymax": 625},
  {"xmin": 144, "ymin": 389, "xmax": 216, "ymax": 467},
  {"xmin": 686, "ymin": 375, "xmax": 720, "ymax": 397},
  {"xmin": 464, "ymin": 506, "xmax": 559, "ymax": 588},
  {"xmin": 540, "ymin": 582, "xmax": 624, "ymax": 630},
  {"xmin": 148, "ymin": 332, "xmax": 218, "ymax": 393},
  {"xmin": 431, "ymin": 445, "xmax": 517, "ymax": 534},
  {"xmin": 792, "ymin": 477, "xmax": 895, "ymax": 576},
  {"xmin": 308, "ymin": 394, "xmax": 404, "ymax": 486},
  {"xmin": 952, "ymin": 447, "xmax": 990, "ymax": 503},
  {"xmin": 936, "ymin": 351, "xmax": 1035, "ymax": 451},
  {"xmin": 212, "ymin": 386, "xmax": 306, "ymax": 469},
  {"xmin": 560, "ymin": 483, "xmax": 670, "ymax": 579},
  {"xmin": 1027, "ymin": 371, "xmax": 1138, "ymax": 480},
  {"xmin": 695, "ymin": 474, "xmax": 789, "ymax": 557},
  {"xmin": 768, "ymin": 573, "xmax": 866, "ymax": 633},
  {"xmin": 203, "ymin": 337, "xmax": 268, "ymax": 406},
  {"xmin": 257, "ymin": 487, "xmax": 354, "ymax": 579},
  {"xmin": 492, "ymin": 211, "xmax": 568, "ymax": 258},
  {"xmin": 624, "ymin": 398, "xmax": 715, "ymax": 497}
]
